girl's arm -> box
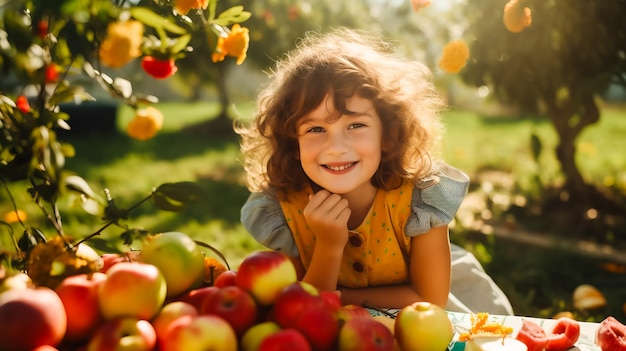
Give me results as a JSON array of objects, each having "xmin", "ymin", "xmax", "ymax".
[{"xmin": 339, "ymin": 225, "xmax": 451, "ymax": 309}]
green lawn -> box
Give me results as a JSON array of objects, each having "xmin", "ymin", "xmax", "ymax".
[{"xmin": 2, "ymin": 101, "xmax": 625, "ymax": 321}]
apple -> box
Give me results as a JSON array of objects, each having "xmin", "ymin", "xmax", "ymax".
[
  {"xmin": 240, "ymin": 321, "xmax": 282, "ymax": 351},
  {"xmin": 0, "ymin": 271, "xmax": 31, "ymax": 292},
  {"xmin": 179, "ymin": 286, "xmax": 220, "ymax": 311},
  {"xmin": 213, "ymin": 270, "xmax": 238, "ymax": 288},
  {"xmin": 236, "ymin": 251, "xmax": 298, "ymax": 305},
  {"xmin": 100, "ymin": 251, "xmax": 140, "ymax": 273},
  {"xmin": 98, "ymin": 261, "xmax": 167, "ymax": 320},
  {"xmin": 0, "ymin": 287, "xmax": 67, "ymax": 350},
  {"xmin": 258, "ymin": 328, "xmax": 312, "ymax": 351},
  {"xmin": 55, "ymin": 272, "xmax": 107, "ymax": 342},
  {"xmin": 335, "ymin": 304, "xmax": 372, "ymax": 324},
  {"xmin": 200, "ymin": 285, "xmax": 259, "ymax": 337},
  {"xmin": 394, "ymin": 301, "xmax": 454, "ymax": 351},
  {"xmin": 32, "ymin": 346, "xmax": 59, "ymax": 351},
  {"xmin": 290, "ymin": 302, "xmax": 340, "ymax": 350},
  {"xmin": 161, "ymin": 315, "xmax": 237, "ymax": 351},
  {"xmin": 272, "ymin": 281, "xmax": 322, "ymax": 328},
  {"xmin": 338, "ymin": 315, "xmax": 395, "ymax": 351},
  {"xmin": 140, "ymin": 232, "xmax": 205, "ymax": 298},
  {"xmin": 86, "ymin": 317, "xmax": 156, "ymax": 351},
  {"xmin": 152, "ymin": 301, "xmax": 198, "ymax": 345},
  {"xmin": 320, "ymin": 290, "xmax": 342, "ymax": 313},
  {"xmin": 595, "ymin": 316, "xmax": 626, "ymax": 351}
]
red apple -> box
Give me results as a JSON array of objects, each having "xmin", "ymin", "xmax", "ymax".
[
  {"xmin": 320, "ymin": 290, "xmax": 342, "ymax": 313},
  {"xmin": 98, "ymin": 261, "xmax": 167, "ymax": 320},
  {"xmin": 100, "ymin": 251, "xmax": 140, "ymax": 273},
  {"xmin": 32, "ymin": 346, "xmax": 59, "ymax": 351},
  {"xmin": 179, "ymin": 286, "xmax": 219, "ymax": 311},
  {"xmin": 152, "ymin": 301, "xmax": 198, "ymax": 346},
  {"xmin": 140, "ymin": 232, "xmax": 206, "ymax": 298},
  {"xmin": 214, "ymin": 270, "xmax": 238, "ymax": 288},
  {"xmin": 258, "ymin": 328, "xmax": 312, "ymax": 351},
  {"xmin": 236, "ymin": 251, "xmax": 298, "ymax": 305},
  {"xmin": 272, "ymin": 281, "xmax": 322, "ymax": 328},
  {"xmin": 337, "ymin": 316, "xmax": 395, "ymax": 351},
  {"xmin": 595, "ymin": 316, "xmax": 626, "ymax": 351},
  {"xmin": 291, "ymin": 303, "xmax": 340, "ymax": 351},
  {"xmin": 161, "ymin": 315, "xmax": 237, "ymax": 351},
  {"xmin": 240, "ymin": 321, "xmax": 281, "ymax": 351},
  {"xmin": 55, "ymin": 272, "xmax": 107, "ymax": 342},
  {"xmin": 86, "ymin": 317, "xmax": 156, "ymax": 351},
  {"xmin": 335, "ymin": 304, "xmax": 372, "ymax": 324},
  {"xmin": 200, "ymin": 285, "xmax": 259, "ymax": 337},
  {"xmin": 394, "ymin": 301, "xmax": 453, "ymax": 351},
  {"xmin": 0, "ymin": 287, "xmax": 67, "ymax": 350}
]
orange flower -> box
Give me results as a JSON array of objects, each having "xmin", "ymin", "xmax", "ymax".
[
  {"xmin": 126, "ymin": 106, "xmax": 164, "ymax": 141},
  {"xmin": 438, "ymin": 39, "xmax": 470, "ymax": 74},
  {"xmin": 411, "ymin": 0, "xmax": 431, "ymax": 12},
  {"xmin": 174, "ymin": 0, "xmax": 209, "ymax": 16},
  {"xmin": 98, "ymin": 20, "xmax": 144, "ymax": 68},
  {"xmin": 211, "ymin": 24, "xmax": 250, "ymax": 65},
  {"xmin": 503, "ymin": 0, "xmax": 532, "ymax": 33},
  {"xmin": 3, "ymin": 210, "xmax": 27, "ymax": 224}
]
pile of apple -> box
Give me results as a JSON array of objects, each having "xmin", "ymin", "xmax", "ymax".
[{"xmin": 0, "ymin": 231, "xmax": 455, "ymax": 351}]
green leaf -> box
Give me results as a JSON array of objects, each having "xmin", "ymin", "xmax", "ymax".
[
  {"xmin": 213, "ymin": 7, "xmax": 251, "ymax": 26},
  {"xmin": 48, "ymin": 86, "xmax": 95, "ymax": 106},
  {"xmin": 130, "ymin": 7, "xmax": 187, "ymax": 35},
  {"xmin": 64, "ymin": 174, "xmax": 98, "ymax": 199},
  {"xmin": 169, "ymin": 34, "xmax": 192, "ymax": 55},
  {"xmin": 152, "ymin": 181, "xmax": 206, "ymax": 212}
]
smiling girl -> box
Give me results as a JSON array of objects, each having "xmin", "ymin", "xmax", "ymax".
[{"xmin": 236, "ymin": 28, "xmax": 513, "ymax": 315}]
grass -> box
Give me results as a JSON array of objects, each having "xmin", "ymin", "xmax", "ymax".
[{"xmin": 1, "ymin": 101, "xmax": 625, "ymax": 321}]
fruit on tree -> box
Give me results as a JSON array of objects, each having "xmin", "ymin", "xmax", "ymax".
[
  {"xmin": 55, "ymin": 272, "xmax": 106, "ymax": 342},
  {"xmin": 595, "ymin": 316, "xmax": 626, "ymax": 351},
  {"xmin": 140, "ymin": 231, "xmax": 205, "ymax": 297},
  {"xmin": 394, "ymin": 301, "xmax": 454, "ymax": 351},
  {"xmin": 0, "ymin": 287, "xmax": 67, "ymax": 350},
  {"xmin": 545, "ymin": 317, "xmax": 580, "ymax": 351},
  {"xmin": 98, "ymin": 261, "xmax": 167, "ymax": 320},
  {"xmin": 236, "ymin": 251, "xmax": 298, "ymax": 305}
]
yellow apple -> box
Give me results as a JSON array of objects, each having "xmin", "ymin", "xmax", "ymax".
[
  {"xmin": 98, "ymin": 261, "xmax": 167, "ymax": 320},
  {"xmin": 151, "ymin": 301, "xmax": 198, "ymax": 346},
  {"xmin": 394, "ymin": 301, "xmax": 454, "ymax": 351},
  {"xmin": 240, "ymin": 321, "xmax": 281, "ymax": 351},
  {"xmin": 86, "ymin": 317, "xmax": 156, "ymax": 351},
  {"xmin": 140, "ymin": 232, "xmax": 205, "ymax": 298},
  {"xmin": 161, "ymin": 315, "xmax": 237, "ymax": 351},
  {"xmin": 236, "ymin": 251, "xmax": 297, "ymax": 306}
]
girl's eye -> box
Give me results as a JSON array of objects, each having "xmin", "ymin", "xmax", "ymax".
[
  {"xmin": 307, "ymin": 126, "xmax": 324, "ymax": 133},
  {"xmin": 348, "ymin": 123, "xmax": 366, "ymax": 130}
]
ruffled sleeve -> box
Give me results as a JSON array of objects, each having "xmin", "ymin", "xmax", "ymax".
[
  {"xmin": 405, "ymin": 163, "xmax": 470, "ymax": 237},
  {"xmin": 240, "ymin": 192, "xmax": 300, "ymax": 257}
]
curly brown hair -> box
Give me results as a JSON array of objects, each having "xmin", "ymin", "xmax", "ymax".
[{"xmin": 237, "ymin": 28, "xmax": 446, "ymax": 199}]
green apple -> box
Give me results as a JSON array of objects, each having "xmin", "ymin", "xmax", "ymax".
[
  {"xmin": 394, "ymin": 301, "xmax": 454, "ymax": 351},
  {"xmin": 140, "ymin": 232, "xmax": 205, "ymax": 297},
  {"xmin": 98, "ymin": 261, "xmax": 167, "ymax": 320},
  {"xmin": 240, "ymin": 321, "xmax": 281, "ymax": 351}
]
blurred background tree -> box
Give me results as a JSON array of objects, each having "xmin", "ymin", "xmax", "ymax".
[{"xmin": 460, "ymin": 0, "xmax": 626, "ymax": 238}]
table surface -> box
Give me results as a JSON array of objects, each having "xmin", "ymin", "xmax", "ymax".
[{"xmin": 446, "ymin": 312, "xmax": 601, "ymax": 351}]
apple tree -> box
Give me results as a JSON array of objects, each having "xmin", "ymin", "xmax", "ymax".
[{"xmin": 460, "ymin": 0, "xmax": 626, "ymax": 222}]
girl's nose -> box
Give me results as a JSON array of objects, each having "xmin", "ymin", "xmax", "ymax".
[{"xmin": 325, "ymin": 130, "xmax": 349, "ymax": 155}]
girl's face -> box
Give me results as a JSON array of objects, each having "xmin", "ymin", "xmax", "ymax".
[{"xmin": 296, "ymin": 94, "xmax": 383, "ymax": 195}]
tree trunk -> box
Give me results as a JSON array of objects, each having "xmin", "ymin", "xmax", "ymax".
[{"xmin": 545, "ymin": 93, "xmax": 599, "ymax": 201}]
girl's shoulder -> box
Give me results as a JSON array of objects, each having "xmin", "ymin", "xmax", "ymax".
[{"xmin": 405, "ymin": 163, "xmax": 470, "ymax": 236}]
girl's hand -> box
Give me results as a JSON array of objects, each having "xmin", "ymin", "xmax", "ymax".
[{"xmin": 303, "ymin": 190, "xmax": 351, "ymax": 248}]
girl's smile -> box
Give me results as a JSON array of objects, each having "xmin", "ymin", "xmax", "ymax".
[{"xmin": 297, "ymin": 94, "xmax": 383, "ymax": 197}]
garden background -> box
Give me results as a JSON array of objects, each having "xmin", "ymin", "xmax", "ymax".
[{"xmin": 1, "ymin": 0, "xmax": 625, "ymax": 323}]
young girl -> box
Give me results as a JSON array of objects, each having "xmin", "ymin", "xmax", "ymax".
[{"xmin": 237, "ymin": 28, "xmax": 513, "ymax": 315}]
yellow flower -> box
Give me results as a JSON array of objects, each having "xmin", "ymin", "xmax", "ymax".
[
  {"xmin": 503, "ymin": 0, "xmax": 532, "ymax": 33},
  {"xmin": 98, "ymin": 20, "xmax": 144, "ymax": 68},
  {"xmin": 411, "ymin": 0, "xmax": 431, "ymax": 12},
  {"xmin": 211, "ymin": 24, "xmax": 250, "ymax": 65},
  {"xmin": 174, "ymin": 0, "xmax": 209, "ymax": 16},
  {"xmin": 3, "ymin": 210, "xmax": 27, "ymax": 224},
  {"xmin": 438, "ymin": 39, "xmax": 470, "ymax": 74},
  {"xmin": 126, "ymin": 106, "xmax": 164, "ymax": 141}
]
